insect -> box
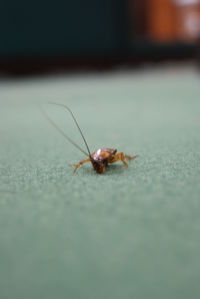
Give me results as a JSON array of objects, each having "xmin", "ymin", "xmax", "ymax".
[{"xmin": 42, "ymin": 102, "xmax": 138, "ymax": 174}]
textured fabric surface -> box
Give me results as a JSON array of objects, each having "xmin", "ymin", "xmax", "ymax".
[{"xmin": 0, "ymin": 65, "xmax": 200, "ymax": 299}]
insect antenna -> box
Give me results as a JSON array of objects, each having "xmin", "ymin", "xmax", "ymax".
[
  {"xmin": 39, "ymin": 104, "xmax": 89, "ymax": 157},
  {"xmin": 48, "ymin": 102, "xmax": 91, "ymax": 157}
]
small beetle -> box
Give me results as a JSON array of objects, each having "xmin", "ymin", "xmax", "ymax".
[{"xmin": 42, "ymin": 102, "xmax": 138, "ymax": 174}]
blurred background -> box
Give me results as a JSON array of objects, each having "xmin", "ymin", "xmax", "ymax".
[{"xmin": 0, "ymin": 0, "xmax": 200, "ymax": 75}]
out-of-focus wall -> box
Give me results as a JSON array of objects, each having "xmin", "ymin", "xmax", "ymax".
[
  {"xmin": 0, "ymin": 0, "xmax": 197, "ymax": 74},
  {"xmin": 0, "ymin": 0, "xmax": 129, "ymax": 58}
]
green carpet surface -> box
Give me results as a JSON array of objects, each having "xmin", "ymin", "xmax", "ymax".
[{"xmin": 0, "ymin": 65, "xmax": 200, "ymax": 299}]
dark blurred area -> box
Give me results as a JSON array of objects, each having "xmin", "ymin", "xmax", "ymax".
[{"xmin": 0, "ymin": 0, "xmax": 200, "ymax": 75}]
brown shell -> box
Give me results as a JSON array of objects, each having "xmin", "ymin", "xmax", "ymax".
[{"xmin": 91, "ymin": 148, "xmax": 117, "ymax": 162}]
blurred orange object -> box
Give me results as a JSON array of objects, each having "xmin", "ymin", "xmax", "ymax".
[
  {"xmin": 148, "ymin": 0, "xmax": 200, "ymax": 42},
  {"xmin": 148, "ymin": 0, "xmax": 176, "ymax": 41}
]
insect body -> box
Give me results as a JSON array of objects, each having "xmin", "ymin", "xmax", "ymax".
[
  {"xmin": 42, "ymin": 102, "xmax": 138, "ymax": 174},
  {"xmin": 74, "ymin": 148, "xmax": 137, "ymax": 174}
]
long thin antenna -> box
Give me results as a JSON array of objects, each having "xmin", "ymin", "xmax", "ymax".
[
  {"xmin": 49, "ymin": 102, "xmax": 91, "ymax": 157},
  {"xmin": 39, "ymin": 104, "xmax": 89, "ymax": 157}
]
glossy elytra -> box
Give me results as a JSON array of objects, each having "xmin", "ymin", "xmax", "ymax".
[{"xmin": 42, "ymin": 102, "xmax": 138, "ymax": 174}]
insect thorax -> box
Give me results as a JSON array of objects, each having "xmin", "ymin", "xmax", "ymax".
[{"xmin": 92, "ymin": 148, "xmax": 117, "ymax": 162}]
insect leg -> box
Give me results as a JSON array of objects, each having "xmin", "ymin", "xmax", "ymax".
[
  {"xmin": 125, "ymin": 154, "xmax": 138, "ymax": 161},
  {"xmin": 74, "ymin": 158, "xmax": 91, "ymax": 173},
  {"xmin": 109, "ymin": 152, "xmax": 128, "ymax": 168}
]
